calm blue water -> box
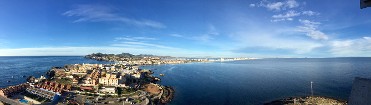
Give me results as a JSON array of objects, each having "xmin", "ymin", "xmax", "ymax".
[
  {"xmin": 0, "ymin": 56, "xmax": 109, "ymax": 88},
  {"xmin": 1, "ymin": 57, "xmax": 371, "ymax": 105},
  {"xmin": 141, "ymin": 58, "xmax": 371, "ymax": 105}
]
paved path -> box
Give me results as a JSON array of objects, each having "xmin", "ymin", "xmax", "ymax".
[{"xmin": 0, "ymin": 96, "xmax": 23, "ymax": 105}]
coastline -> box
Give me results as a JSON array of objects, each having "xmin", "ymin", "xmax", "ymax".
[
  {"xmin": 0, "ymin": 55, "xmax": 177, "ymax": 105},
  {"xmin": 1, "ymin": 56, "xmax": 366, "ymax": 104},
  {"xmin": 264, "ymin": 96, "xmax": 347, "ymax": 105}
]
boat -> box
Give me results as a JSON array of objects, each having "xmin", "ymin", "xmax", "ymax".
[
  {"xmin": 160, "ymin": 74, "xmax": 165, "ymax": 76},
  {"xmin": 7, "ymin": 80, "xmax": 10, "ymax": 82}
]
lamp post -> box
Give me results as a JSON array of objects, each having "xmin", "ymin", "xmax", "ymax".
[{"xmin": 311, "ymin": 81, "xmax": 313, "ymax": 96}]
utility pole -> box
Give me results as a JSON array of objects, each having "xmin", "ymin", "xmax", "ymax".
[{"xmin": 311, "ymin": 81, "xmax": 313, "ymax": 96}]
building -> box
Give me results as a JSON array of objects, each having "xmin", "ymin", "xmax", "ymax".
[
  {"xmin": 99, "ymin": 73, "xmax": 119, "ymax": 86},
  {"xmin": 26, "ymin": 87, "xmax": 60, "ymax": 103},
  {"xmin": 0, "ymin": 83, "xmax": 29, "ymax": 98},
  {"xmin": 35, "ymin": 81, "xmax": 71, "ymax": 93},
  {"xmin": 99, "ymin": 87, "xmax": 116, "ymax": 94},
  {"xmin": 52, "ymin": 67, "xmax": 67, "ymax": 78},
  {"xmin": 82, "ymin": 70, "xmax": 99, "ymax": 86},
  {"xmin": 79, "ymin": 86, "xmax": 95, "ymax": 92}
]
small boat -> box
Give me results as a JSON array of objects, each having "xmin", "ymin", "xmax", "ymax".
[
  {"xmin": 23, "ymin": 75, "xmax": 27, "ymax": 77},
  {"xmin": 160, "ymin": 74, "xmax": 165, "ymax": 76},
  {"xmin": 7, "ymin": 80, "xmax": 10, "ymax": 82}
]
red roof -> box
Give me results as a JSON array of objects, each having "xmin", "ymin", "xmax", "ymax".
[{"xmin": 80, "ymin": 86, "xmax": 93, "ymax": 90}]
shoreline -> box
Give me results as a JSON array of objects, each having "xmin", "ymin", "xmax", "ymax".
[
  {"xmin": 0, "ymin": 57, "xmax": 177, "ymax": 105},
  {"xmin": 264, "ymin": 96, "xmax": 347, "ymax": 105}
]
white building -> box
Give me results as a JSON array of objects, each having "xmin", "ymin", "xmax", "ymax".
[{"xmin": 99, "ymin": 87, "xmax": 116, "ymax": 94}]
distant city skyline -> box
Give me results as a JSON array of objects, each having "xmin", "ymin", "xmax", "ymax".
[{"xmin": 0, "ymin": 0, "xmax": 371, "ymax": 57}]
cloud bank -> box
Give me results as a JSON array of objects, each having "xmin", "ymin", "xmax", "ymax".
[{"xmin": 63, "ymin": 4, "xmax": 166, "ymax": 28}]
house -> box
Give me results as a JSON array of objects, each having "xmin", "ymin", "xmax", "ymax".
[
  {"xmin": 26, "ymin": 87, "xmax": 60, "ymax": 103},
  {"xmin": 80, "ymin": 86, "xmax": 95, "ymax": 92},
  {"xmin": 99, "ymin": 73, "xmax": 119, "ymax": 86},
  {"xmin": 99, "ymin": 87, "xmax": 116, "ymax": 94},
  {"xmin": 0, "ymin": 83, "xmax": 29, "ymax": 98},
  {"xmin": 35, "ymin": 81, "xmax": 71, "ymax": 93}
]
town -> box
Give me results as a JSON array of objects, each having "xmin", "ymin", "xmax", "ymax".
[
  {"xmin": 85, "ymin": 52, "xmax": 253, "ymax": 65},
  {"xmin": 0, "ymin": 53, "xmax": 252, "ymax": 105},
  {"xmin": 0, "ymin": 62, "xmax": 173, "ymax": 105}
]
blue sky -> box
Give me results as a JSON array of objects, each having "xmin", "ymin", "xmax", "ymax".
[{"xmin": 0, "ymin": 0, "xmax": 371, "ymax": 57}]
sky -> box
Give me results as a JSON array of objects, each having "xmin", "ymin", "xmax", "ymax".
[{"xmin": 0, "ymin": 0, "xmax": 371, "ymax": 57}]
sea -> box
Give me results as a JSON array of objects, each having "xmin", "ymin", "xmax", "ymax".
[{"xmin": 1, "ymin": 56, "xmax": 371, "ymax": 105}]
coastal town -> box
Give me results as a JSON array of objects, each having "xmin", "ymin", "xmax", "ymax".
[
  {"xmin": 84, "ymin": 53, "xmax": 252, "ymax": 65},
  {"xmin": 0, "ymin": 53, "xmax": 250, "ymax": 105},
  {"xmin": 0, "ymin": 63, "xmax": 172, "ymax": 105}
]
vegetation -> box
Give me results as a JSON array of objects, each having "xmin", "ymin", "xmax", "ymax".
[
  {"xmin": 26, "ymin": 76, "xmax": 36, "ymax": 83},
  {"xmin": 116, "ymin": 87, "xmax": 123, "ymax": 96},
  {"xmin": 124, "ymin": 88, "xmax": 136, "ymax": 94},
  {"xmin": 134, "ymin": 99, "xmax": 142, "ymax": 103},
  {"xmin": 98, "ymin": 84, "xmax": 103, "ymax": 89}
]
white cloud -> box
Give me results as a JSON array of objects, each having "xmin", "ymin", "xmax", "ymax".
[
  {"xmin": 112, "ymin": 36, "xmax": 179, "ymax": 50},
  {"xmin": 114, "ymin": 36, "xmax": 156, "ymax": 41},
  {"xmin": 364, "ymin": 36, "xmax": 371, "ymax": 40},
  {"xmin": 235, "ymin": 34, "xmax": 323, "ymax": 55},
  {"xmin": 285, "ymin": 0, "xmax": 299, "ymax": 8},
  {"xmin": 191, "ymin": 25, "xmax": 219, "ymax": 42},
  {"xmin": 302, "ymin": 10, "xmax": 320, "ymax": 16},
  {"xmin": 0, "ymin": 46, "xmax": 237, "ymax": 57},
  {"xmin": 252, "ymin": 0, "xmax": 319, "ymax": 23},
  {"xmin": 169, "ymin": 34, "xmax": 184, "ymax": 38},
  {"xmin": 0, "ymin": 35, "xmax": 220, "ymax": 56},
  {"xmin": 266, "ymin": 2, "xmax": 285, "ymax": 11},
  {"xmin": 253, "ymin": 0, "xmax": 299, "ymax": 11},
  {"xmin": 249, "ymin": 4, "xmax": 256, "ymax": 7},
  {"xmin": 297, "ymin": 19, "xmax": 329, "ymax": 40},
  {"xmin": 330, "ymin": 37, "xmax": 371, "ymax": 56},
  {"xmin": 63, "ymin": 4, "xmax": 166, "ymax": 28},
  {"xmin": 192, "ymin": 34, "xmax": 214, "ymax": 42},
  {"xmin": 112, "ymin": 41, "xmax": 179, "ymax": 50},
  {"xmin": 230, "ymin": 25, "xmax": 324, "ymax": 55},
  {"xmin": 171, "ymin": 25, "xmax": 219, "ymax": 42},
  {"xmin": 272, "ymin": 10, "xmax": 300, "ymax": 22}
]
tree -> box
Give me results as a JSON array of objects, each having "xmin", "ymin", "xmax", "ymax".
[{"xmin": 26, "ymin": 76, "xmax": 36, "ymax": 83}]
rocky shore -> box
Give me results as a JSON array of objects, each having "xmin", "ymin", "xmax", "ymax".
[
  {"xmin": 265, "ymin": 96, "xmax": 347, "ymax": 105},
  {"xmin": 160, "ymin": 86, "xmax": 175, "ymax": 104}
]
